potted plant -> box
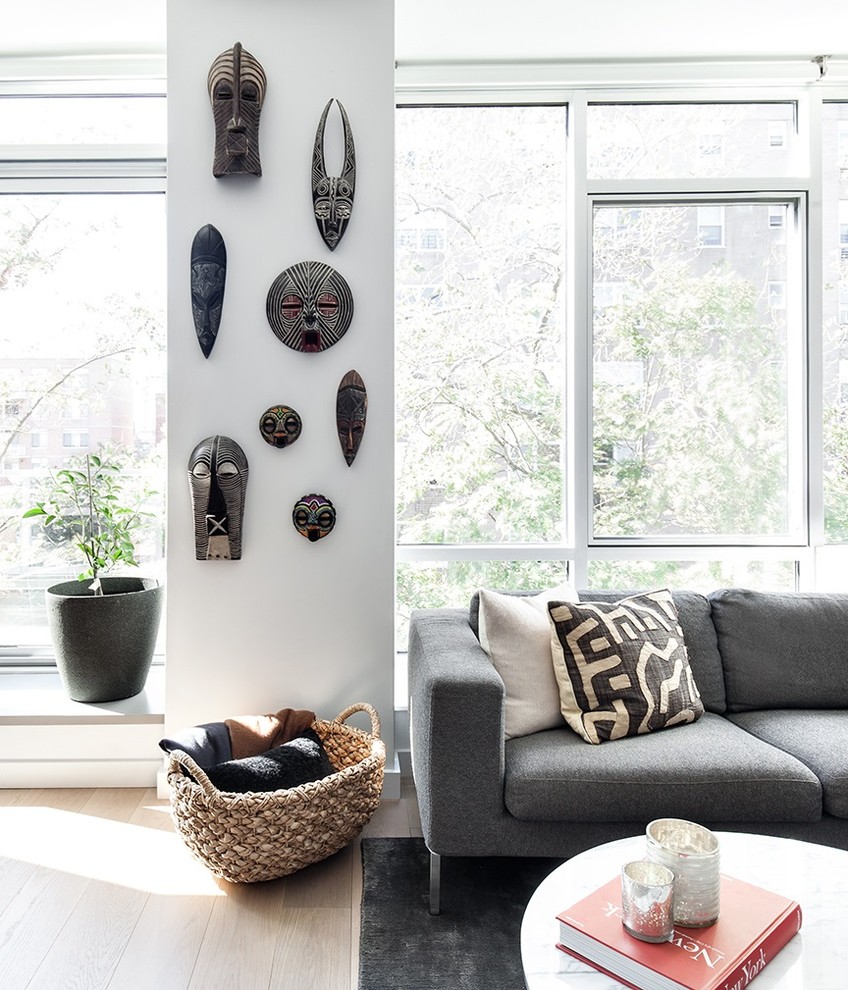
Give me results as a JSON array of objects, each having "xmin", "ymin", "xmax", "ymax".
[{"xmin": 23, "ymin": 451, "xmax": 163, "ymax": 703}]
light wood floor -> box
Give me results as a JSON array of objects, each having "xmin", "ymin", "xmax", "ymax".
[{"xmin": 0, "ymin": 782, "xmax": 422, "ymax": 990}]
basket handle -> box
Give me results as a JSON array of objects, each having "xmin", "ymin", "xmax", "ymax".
[
  {"xmin": 334, "ymin": 702, "xmax": 381, "ymax": 739},
  {"xmin": 166, "ymin": 749, "xmax": 220, "ymax": 797}
]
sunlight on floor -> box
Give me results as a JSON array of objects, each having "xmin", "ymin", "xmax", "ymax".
[{"xmin": 0, "ymin": 806, "xmax": 224, "ymax": 896}]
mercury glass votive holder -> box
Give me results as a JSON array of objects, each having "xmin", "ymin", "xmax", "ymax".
[
  {"xmin": 646, "ymin": 818, "xmax": 720, "ymax": 927},
  {"xmin": 620, "ymin": 860, "xmax": 675, "ymax": 943}
]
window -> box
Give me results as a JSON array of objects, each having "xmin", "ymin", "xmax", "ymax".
[
  {"xmin": 840, "ymin": 284, "xmax": 848, "ymax": 326},
  {"xmin": 768, "ymin": 280, "xmax": 787, "ymax": 310},
  {"xmin": 840, "ymin": 201, "xmax": 848, "ymax": 259},
  {"xmin": 396, "ymin": 77, "xmax": 843, "ymax": 704},
  {"xmin": 698, "ymin": 130, "xmax": 725, "ymax": 160},
  {"xmin": 697, "ymin": 205, "xmax": 725, "ymax": 246},
  {"xmin": 593, "ymin": 199, "xmax": 801, "ymax": 542},
  {"xmin": 586, "ymin": 102, "xmax": 797, "ymax": 180},
  {"xmin": 838, "ymin": 121, "xmax": 848, "ymax": 170},
  {"xmin": 822, "ymin": 104, "xmax": 848, "ymax": 543},
  {"xmin": 395, "ymin": 104, "xmax": 567, "ymax": 649},
  {"xmin": 769, "ymin": 206, "xmax": 786, "ymax": 229},
  {"xmin": 768, "ymin": 121, "xmax": 787, "ymax": 149},
  {"xmin": 0, "ymin": 82, "xmax": 166, "ymax": 659}
]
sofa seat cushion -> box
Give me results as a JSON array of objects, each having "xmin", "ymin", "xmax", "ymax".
[
  {"xmin": 726, "ymin": 710, "xmax": 848, "ymax": 819},
  {"xmin": 504, "ymin": 713, "xmax": 822, "ymax": 824},
  {"xmin": 710, "ymin": 589, "xmax": 848, "ymax": 711}
]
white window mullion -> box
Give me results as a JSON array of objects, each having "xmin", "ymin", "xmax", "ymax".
[
  {"xmin": 805, "ymin": 89, "xmax": 826, "ymax": 576},
  {"xmin": 568, "ymin": 92, "xmax": 591, "ymax": 589}
]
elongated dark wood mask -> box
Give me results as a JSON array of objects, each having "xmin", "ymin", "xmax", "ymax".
[
  {"xmin": 336, "ymin": 370, "xmax": 367, "ymax": 466},
  {"xmin": 312, "ymin": 98, "xmax": 356, "ymax": 250},
  {"xmin": 190, "ymin": 224, "xmax": 226, "ymax": 358},
  {"xmin": 188, "ymin": 435, "xmax": 249, "ymax": 560},
  {"xmin": 266, "ymin": 260, "xmax": 353, "ymax": 353},
  {"xmin": 208, "ymin": 42, "xmax": 267, "ymax": 177}
]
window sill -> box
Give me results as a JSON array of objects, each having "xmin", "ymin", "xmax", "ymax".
[{"xmin": 0, "ymin": 664, "xmax": 164, "ymax": 724}]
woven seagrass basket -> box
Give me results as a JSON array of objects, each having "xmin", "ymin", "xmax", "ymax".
[{"xmin": 166, "ymin": 702, "xmax": 385, "ymax": 882}]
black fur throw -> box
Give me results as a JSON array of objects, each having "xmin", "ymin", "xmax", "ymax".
[{"xmin": 202, "ymin": 728, "xmax": 337, "ymax": 793}]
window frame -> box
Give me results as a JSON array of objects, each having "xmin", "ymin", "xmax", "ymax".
[
  {"xmin": 394, "ymin": 72, "xmax": 844, "ymax": 598},
  {"xmin": 588, "ymin": 189, "xmax": 807, "ymax": 547}
]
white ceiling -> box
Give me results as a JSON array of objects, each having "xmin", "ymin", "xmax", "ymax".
[{"xmin": 1, "ymin": 0, "xmax": 845, "ymax": 61}]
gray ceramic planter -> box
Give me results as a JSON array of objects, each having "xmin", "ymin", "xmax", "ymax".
[{"xmin": 46, "ymin": 577, "xmax": 164, "ymax": 703}]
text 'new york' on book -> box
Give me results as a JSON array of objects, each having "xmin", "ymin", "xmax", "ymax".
[{"xmin": 555, "ymin": 873, "xmax": 802, "ymax": 990}]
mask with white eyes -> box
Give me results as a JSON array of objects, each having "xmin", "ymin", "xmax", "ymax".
[
  {"xmin": 188, "ymin": 435, "xmax": 249, "ymax": 560},
  {"xmin": 208, "ymin": 42, "xmax": 267, "ymax": 178},
  {"xmin": 312, "ymin": 98, "xmax": 356, "ymax": 251}
]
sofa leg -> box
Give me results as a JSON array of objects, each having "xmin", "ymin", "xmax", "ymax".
[{"xmin": 429, "ymin": 851, "xmax": 441, "ymax": 915}]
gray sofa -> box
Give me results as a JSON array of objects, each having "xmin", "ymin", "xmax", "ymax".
[{"xmin": 408, "ymin": 588, "xmax": 848, "ymax": 912}]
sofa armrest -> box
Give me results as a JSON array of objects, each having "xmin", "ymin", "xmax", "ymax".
[{"xmin": 408, "ymin": 607, "xmax": 509, "ymax": 855}]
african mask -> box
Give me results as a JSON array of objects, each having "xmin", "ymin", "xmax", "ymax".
[
  {"xmin": 292, "ymin": 493, "xmax": 336, "ymax": 542},
  {"xmin": 266, "ymin": 260, "xmax": 353, "ymax": 353},
  {"xmin": 336, "ymin": 370, "xmax": 367, "ymax": 466},
  {"xmin": 208, "ymin": 42, "xmax": 267, "ymax": 178},
  {"xmin": 188, "ymin": 435, "xmax": 249, "ymax": 560},
  {"xmin": 259, "ymin": 405, "xmax": 302, "ymax": 448},
  {"xmin": 312, "ymin": 98, "xmax": 356, "ymax": 251},
  {"xmin": 190, "ymin": 224, "xmax": 226, "ymax": 358}
]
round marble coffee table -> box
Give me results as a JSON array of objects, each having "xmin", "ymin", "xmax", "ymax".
[{"xmin": 521, "ymin": 832, "xmax": 848, "ymax": 989}]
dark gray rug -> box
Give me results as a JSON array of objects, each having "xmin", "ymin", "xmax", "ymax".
[{"xmin": 358, "ymin": 837, "xmax": 563, "ymax": 990}]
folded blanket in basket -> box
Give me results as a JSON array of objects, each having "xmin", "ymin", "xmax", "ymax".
[
  {"xmin": 227, "ymin": 708, "xmax": 316, "ymax": 759},
  {"xmin": 159, "ymin": 707, "xmax": 316, "ymax": 767},
  {"xmin": 158, "ymin": 721, "xmax": 232, "ymax": 768},
  {"xmin": 202, "ymin": 728, "xmax": 337, "ymax": 793}
]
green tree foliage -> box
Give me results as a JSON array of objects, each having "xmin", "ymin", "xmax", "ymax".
[
  {"xmin": 0, "ymin": 197, "xmax": 165, "ymax": 578},
  {"xmin": 23, "ymin": 451, "xmax": 156, "ymax": 589},
  {"xmin": 396, "ymin": 107, "xmax": 566, "ymax": 549},
  {"xmin": 593, "ymin": 218, "xmax": 790, "ymax": 538}
]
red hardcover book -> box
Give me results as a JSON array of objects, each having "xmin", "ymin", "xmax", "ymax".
[{"xmin": 555, "ymin": 873, "xmax": 801, "ymax": 990}]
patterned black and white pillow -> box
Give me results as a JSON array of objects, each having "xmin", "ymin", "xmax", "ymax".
[{"xmin": 548, "ymin": 589, "xmax": 704, "ymax": 744}]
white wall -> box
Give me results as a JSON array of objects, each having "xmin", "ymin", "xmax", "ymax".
[{"xmin": 165, "ymin": 1, "xmax": 396, "ymax": 767}]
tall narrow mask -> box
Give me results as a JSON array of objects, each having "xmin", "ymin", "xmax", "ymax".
[
  {"xmin": 188, "ymin": 435, "xmax": 249, "ymax": 560},
  {"xmin": 190, "ymin": 224, "xmax": 226, "ymax": 358},
  {"xmin": 336, "ymin": 370, "xmax": 367, "ymax": 466},
  {"xmin": 208, "ymin": 42, "xmax": 267, "ymax": 178},
  {"xmin": 311, "ymin": 98, "xmax": 356, "ymax": 250}
]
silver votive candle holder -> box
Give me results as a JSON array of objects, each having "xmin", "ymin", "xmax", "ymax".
[
  {"xmin": 620, "ymin": 860, "xmax": 675, "ymax": 943},
  {"xmin": 646, "ymin": 818, "xmax": 720, "ymax": 927}
]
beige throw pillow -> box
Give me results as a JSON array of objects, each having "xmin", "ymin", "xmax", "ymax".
[
  {"xmin": 548, "ymin": 589, "xmax": 704, "ymax": 745},
  {"xmin": 478, "ymin": 583, "xmax": 579, "ymax": 739}
]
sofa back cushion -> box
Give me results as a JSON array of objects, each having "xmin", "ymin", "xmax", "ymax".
[
  {"xmin": 470, "ymin": 587, "xmax": 726, "ymax": 714},
  {"xmin": 710, "ymin": 589, "xmax": 848, "ymax": 711},
  {"xmin": 477, "ymin": 583, "xmax": 578, "ymax": 739}
]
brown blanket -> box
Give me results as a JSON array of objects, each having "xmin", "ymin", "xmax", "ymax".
[{"xmin": 225, "ymin": 708, "xmax": 316, "ymax": 759}]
